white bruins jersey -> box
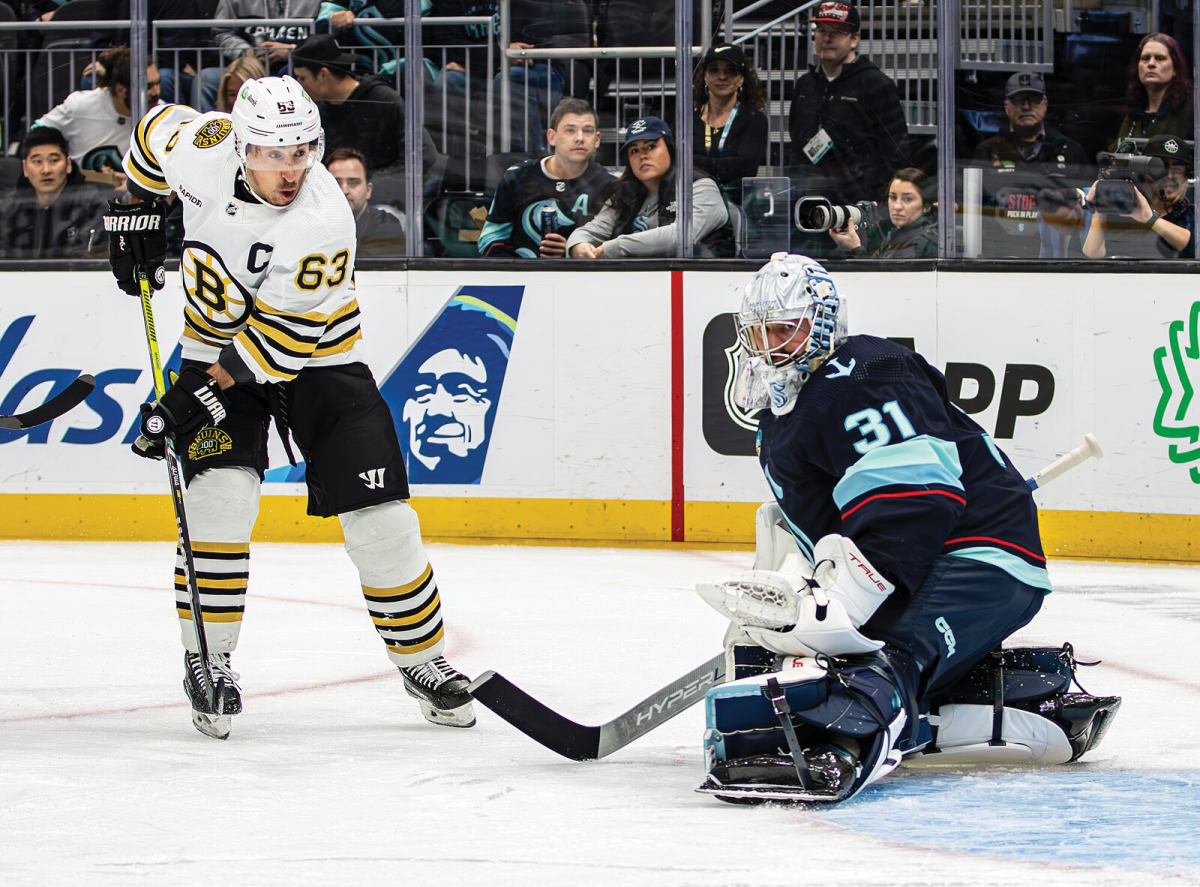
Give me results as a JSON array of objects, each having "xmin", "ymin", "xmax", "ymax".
[{"xmin": 123, "ymin": 103, "xmax": 363, "ymax": 384}]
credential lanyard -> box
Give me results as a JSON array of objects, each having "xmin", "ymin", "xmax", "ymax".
[{"xmin": 706, "ymin": 102, "xmax": 739, "ymax": 152}]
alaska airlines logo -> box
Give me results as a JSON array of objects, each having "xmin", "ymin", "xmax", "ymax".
[{"xmin": 379, "ymin": 286, "xmax": 524, "ymax": 485}]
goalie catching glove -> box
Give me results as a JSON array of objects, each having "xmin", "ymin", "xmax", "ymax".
[
  {"xmin": 104, "ymin": 198, "xmax": 168, "ymax": 296},
  {"xmin": 134, "ymin": 366, "xmax": 228, "ymax": 454},
  {"xmin": 697, "ymin": 534, "xmax": 895, "ymax": 657}
]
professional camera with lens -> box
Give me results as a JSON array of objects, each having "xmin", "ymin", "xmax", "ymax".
[
  {"xmin": 794, "ymin": 196, "xmax": 882, "ymax": 233},
  {"xmin": 1092, "ymin": 152, "xmax": 1167, "ymax": 215}
]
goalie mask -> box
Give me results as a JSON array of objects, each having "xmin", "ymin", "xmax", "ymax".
[
  {"xmin": 732, "ymin": 253, "xmax": 847, "ymax": 416},
  {"xmin": 230, "ymin": 75, "xmax": 324, "ymax": 205}
]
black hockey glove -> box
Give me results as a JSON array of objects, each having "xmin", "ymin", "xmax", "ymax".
[
  {"xmin": 140, "ymin": 366, "xmax": 228, "ymax": 444},
  {"xmin": 104, "ymin": 198, "xmax": 168, "ymax": 296}
]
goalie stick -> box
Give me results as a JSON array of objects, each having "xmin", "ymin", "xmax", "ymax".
[
  {"xmin": 469, "ymin": 434, "xmax": 1105, "ymax": 761},
  {"xmin": 0, "ymin": 374, "xmax": 95, "ymax": 430}
]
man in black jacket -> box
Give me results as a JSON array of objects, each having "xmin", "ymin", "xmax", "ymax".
[
  {"xmin": 0, "ymin": 128, "xmax": 107, "ymax": 260},
  {"xmin": 291, "ymin": 34, "xmax": 441, "ymax": 179},
  {"xmin": 971, "ymin": 72, "xmax": 1093, "ymax": 258},
  {"xmin": 786, "ymin": 3, "xmax": 909, "ymax": 212}
]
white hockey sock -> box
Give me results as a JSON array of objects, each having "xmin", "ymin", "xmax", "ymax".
[
  {"xmin": 341, "ymin": 501, "xmax": 445, "ymax": 666},
  {"xmin": 177, "ymin": 467, "xmax": 260, "ymax": 654}
]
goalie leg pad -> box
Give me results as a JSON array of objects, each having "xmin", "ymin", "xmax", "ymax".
[
  {"xmin": 178, "ymin": 466, "xmax": 260, "ymax": 654},
  {"xmin": 341, "ymin": 501, "xmax": 446, "ymax": 665},
  {"xmin": 698, "ymin": 653, "xmax": 907, "ymax": 804}
]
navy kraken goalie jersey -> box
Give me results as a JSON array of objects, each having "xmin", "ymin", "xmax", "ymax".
[
  {"xmin": 122, "ymin": 104, "xmax": 362, "ymax": 384},
  {"xmin": 758, "ymin": 335, "xmax": 1050, "ymax": 598},
  {"xmin": 478, "ymin": 156, "xmax": 614, "ymax": 258}
]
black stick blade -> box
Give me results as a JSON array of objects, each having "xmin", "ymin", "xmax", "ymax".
[
  {"xmin": 0, "ymin": 374, "xmax": 95, "ymax": 430},
  {"xmin": 469, "ymin": 671, "xmax": 601, "ymax": 761}
]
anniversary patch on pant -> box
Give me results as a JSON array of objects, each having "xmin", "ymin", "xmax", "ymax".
[{"xmin": 188, "ymin": 427, "xmax": 234, "ymax": 460}]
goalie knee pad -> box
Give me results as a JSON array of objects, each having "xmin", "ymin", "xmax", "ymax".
[
  {"xmin": 752, "ymin": 502, "xmax": 806, "ymax": 572},
  {"xmin": 910, "ymin": 644, "xmax": 1121, "ymax": 766},
  {"xmin": 177, "ymin": 467, "xmax": 260, "ymax": 654},
  {"xmin": 341, "ymin": 501, "xmax": 445, "ymax": 664},
  {"xmin": 697, "ymin": 652, "xmax": 908, "ymax": 804}
]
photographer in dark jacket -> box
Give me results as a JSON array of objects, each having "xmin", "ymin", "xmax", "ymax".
[
  {"xmin": 0, "ymin": 127, "xmax": 107, "ymax": 260},
  {"xmin": 1083, "ymin": 134, "xmax": 1194, "ymax": 260},
  {"xmin": 828, "ymin": 167, "xmax": 937, "ymax": 258},
  {"xmin": 786, "ymin": 3, "xmax": 909, "ymax": 208}
]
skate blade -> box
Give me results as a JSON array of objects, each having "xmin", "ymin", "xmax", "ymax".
[
  {"xmin": 416, "ymin": 698, "xmax": 476, "ymax": 728},
  {"xmin": 192, "ymin": 710, "xmax": 232, "ymax": 740}
]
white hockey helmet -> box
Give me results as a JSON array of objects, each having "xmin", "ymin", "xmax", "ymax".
[
  {"xmin": 736, "ymin": 252, "xmax": 846, "ymax": 372},
  {"xmin": 230, "ymin": 75, "xmax": 324, "ymax": 171}
]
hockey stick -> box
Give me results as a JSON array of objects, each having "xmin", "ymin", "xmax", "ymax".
[
  {"xmin": 1026, "ymin": 433, "xmax": 1104, "ymax": 490},
  {"xmin": 135, "ymin": 271, "xmax": 217, "ymax": 712},
  {"xmin": 471, "ymin": 434, "xmax": 1105, "ymax": 761},
  {"xmin": 0, "ymin": 374, "xmax": 95, "ymax": 430}
]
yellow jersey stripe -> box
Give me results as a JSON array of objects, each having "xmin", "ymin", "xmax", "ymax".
[
  {"xmin": 187, "ymin": 541, "xmax": 251, "ymax": 555},
  {"xmin": 312, "ymin": 330, "xmax": 362, "ymax": 358},
  {"xmin": 237, "ymin": 332, "xmax": 296, "ymax": 380},
  {"xmin": 247, "ymin": 315, "xmax": 320, "ymax": 355},
  {"xmin": 125, "ymin": 160, "xmax": 170, "ymax": 194},
  {"xmin": 329, "ymin": 298, "xmax": 360, "ymax": 322},
  {"xmin": 135, "ymin": 103, "xmax": 181, "ymax": 168}
]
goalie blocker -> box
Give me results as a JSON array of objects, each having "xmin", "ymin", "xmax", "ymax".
[{"xmin": 699, "ymin": 643, "xmax": 1120, "ymax": 804}]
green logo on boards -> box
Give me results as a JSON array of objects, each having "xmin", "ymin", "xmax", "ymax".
[{"xmin": 1153, "ymin": 301, "xmax": 1200, "ymax": 483}]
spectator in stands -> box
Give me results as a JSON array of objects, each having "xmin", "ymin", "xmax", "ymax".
[
  {"xmin": 496, "ymin": 0, "xmax": 592, "ymax": 152},
  {"xmin": 1083, "ymin": 134, "xmax": 1194, "ymax": 260},
  {"xmin": 326, "ymin": 147, "xmax": 406, "ymax": 257},
  {"xmin": 34, "ymin": 46, "xmax": 160, "ymax": 171},
  {"xmin": 0, "ymin": 127, "xmax": 107, "ymax": 260},
  {"xmin": 213, "ymin": 0, "xmax": 319, "ymax": 75},
  {"xmin": 215, "ymin": 57, "xmax": 267, "ymax": 112},
  {"xmin": 93, "ymin": 0, "xmax": 222, "ymax": 110},
  {"xmin": 786, "ymin": 3, "xmax": 908, "ymax": 211},
  {"xmin": 1110, "ymin": 33, "xmax": 1194, "ymax": 151},
  {"xmin": 479, "ymin": 98, "xmax": 614, "ymax": 258},
  {"xmin": 969, "ymin": 72, "xmax": 1091, "ymax": 259},
  {"xmin": 692, "ymin": 42, "xmax": 769, "ymax": 205},
  {"xmin": 827, "ymin": 166, "xmax": 937, "ymax": 258},
  {"xmin": 425, "ymin": 0, "xmax": 498, "ymax": 96},
  {"xmin": 292, "ymin": 34, "xmax": 440, "ymax": 177},
  {"xmin": 567, "ymin": 116, "xmax": 733, "ymax": 258}
]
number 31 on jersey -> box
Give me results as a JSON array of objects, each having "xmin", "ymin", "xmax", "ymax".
[{"xmin": 845, "ymin": 400, "xmax": 916, "ymax": 454}]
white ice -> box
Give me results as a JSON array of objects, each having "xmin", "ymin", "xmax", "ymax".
[{"xmin": 2, "ymin": 541, "xmax": 1198, "ymax": 887}]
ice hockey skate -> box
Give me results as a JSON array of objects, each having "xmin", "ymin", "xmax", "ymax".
[
  {"xmin": 399, "ymin": 656, "xmax": 476, "ymax": 728},
  {"xmin": 183, "ymin": 651, "xmax": 242, "ymax": 740}
]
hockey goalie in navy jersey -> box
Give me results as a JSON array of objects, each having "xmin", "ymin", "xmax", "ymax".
[
  {"xmin": 104, "ymin": 76, "xmax": 475, "ymax": 740},
  {"xmin": 694, "ymin": 253, "xmax": 1120, "ymax": 804}
]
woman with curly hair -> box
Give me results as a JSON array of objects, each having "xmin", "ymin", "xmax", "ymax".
[
  {"xmin": 691, "ymin": 43, "xmax": 769, "ymax": 203},
  {"xmin": 1110, "ymin": 33, "xmax": 1194, "ymax": 149}
]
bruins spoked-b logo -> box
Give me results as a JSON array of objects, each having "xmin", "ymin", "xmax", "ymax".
[
  {"xmin": 193, "ymin": 119, "xmax": 232, "ymax": 149},
  {"xmin": 188, "ymin": 428, "xmax": 234, "ymax": 461},
  {"xmin": 181, "ymin": 244, "xmax": 252, "ymax": 333}
]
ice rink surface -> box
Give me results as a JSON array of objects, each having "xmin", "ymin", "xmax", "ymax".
[{"xmin": 2, "ymin": 540, "xmax": 1198, "ymax": 887}]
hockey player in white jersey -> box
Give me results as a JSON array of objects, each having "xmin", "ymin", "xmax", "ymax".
[{"xmin": 103, "ymin": 76, "xmax": 475, "ymax": 739}]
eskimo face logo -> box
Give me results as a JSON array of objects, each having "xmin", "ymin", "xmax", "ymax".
[
  {"xmin": 1152, "ymin": 301, "xmax": 1200, "ymax": 482},
  {"xmin": 403, "ymin": 350, "xmax": 493, "ymax": 472}
]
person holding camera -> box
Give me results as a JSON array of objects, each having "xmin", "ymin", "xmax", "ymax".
[
  {"xmin": 1082, "ymin": 135, "xmax": 1194, "ymax": 260},
  {"xmin": 826, "ymin": 168, "xmax": 937, "ymax": 258}
]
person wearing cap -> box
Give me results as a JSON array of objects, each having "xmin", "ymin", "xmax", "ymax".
[
  {"xmin": 566, "ymin": 116, "xmax": 734, "ymax": 258},
  {"xmin": 785, "ymin": 2, "xmax": 909, "ymax": 229},
  {"xmin": 1083, "ymin": 134, "xmax": 1195, "ymax": 260},
  {"xmin": 969, "ymin": 72, "xmax": 1091, "ymax": 259},
  {"xmin": 291, "ymin": 34, "xmax": 441, "ymax": 180},
  {"xmin": 691, "ymin": 43, "xmax": 770, "ymax": 204}
]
